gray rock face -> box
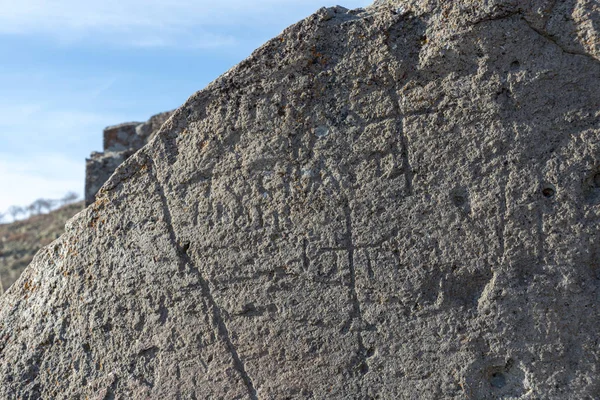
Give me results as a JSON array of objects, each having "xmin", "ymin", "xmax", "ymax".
[
  {"xmin": 1, "ymin": 0, "xmax": 599, "ymax": 398},
  {"xmin": 85, "ymin": 112, "xmax": 173, "ymax": 205}
]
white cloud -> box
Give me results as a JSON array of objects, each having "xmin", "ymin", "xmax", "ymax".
[
  {"xmin": 0, "ymin": 153, "xmax": 83, "ymax": 214},
  {"xmin": 128, "ymin": 33, "xmax": 237, "ymax": 50},
  {"xmin": 0, "ymin": 75, "xmax": 142, "ymax": 214},
  {"xmin": 0, "ymin": 104, "xmax": 43, "ymax": 122},
  {"xmin": 0, "ymin": 104, "xmax": 125, "ymax": 145},
  {"xmin": 0, "ymin": 0, "xmax": 371, "ymax": 48}
]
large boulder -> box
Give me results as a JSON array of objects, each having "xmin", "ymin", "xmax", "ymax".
[{"xmin": 0, "ymin": 0, "xmax": 599, "ymax": 398}]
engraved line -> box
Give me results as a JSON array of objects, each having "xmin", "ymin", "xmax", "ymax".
[{"xmin": 148, "ymin": 162, "xmax": 258, "ymax": 400}]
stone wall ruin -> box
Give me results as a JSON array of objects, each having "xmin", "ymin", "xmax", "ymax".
[{"xmin": 85, "ymin": 111, "xmax": 174, "ymax": 205}]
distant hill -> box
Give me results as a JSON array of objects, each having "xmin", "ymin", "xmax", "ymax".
[{"xmin": 0, "ymin": 201, "xmax": 83, "ymax": 293}]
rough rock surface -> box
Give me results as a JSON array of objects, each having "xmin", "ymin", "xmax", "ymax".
[
  {"xmin": 1, "ymin": 0, "xmax": 599, "ymax": 398},
  {"xmin": 0, "ymin": 202, "xmax": 83, "ymax": 293},
  {"xmin": 85, "ymin": 111, "xmax": 173, "ymax": 205}
]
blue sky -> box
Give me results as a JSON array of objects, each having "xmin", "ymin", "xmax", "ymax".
[{"xmin": 0, "ymin": 0, "xmax": 371, "ymax": 213}]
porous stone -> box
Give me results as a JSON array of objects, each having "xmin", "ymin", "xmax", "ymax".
[{"xmin": 1, "ymin": 0, "xmax": 599, "ymax": 398}]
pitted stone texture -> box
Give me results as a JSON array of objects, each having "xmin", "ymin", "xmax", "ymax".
[
  {"xmin": 372, "ymin": 0, "xmax": 600, "ymax": 61},
  {"xmin": 1, "ymin": 1, "xmax": 600, "ymax": 399}
]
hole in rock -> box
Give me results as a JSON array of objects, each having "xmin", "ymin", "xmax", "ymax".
[
  {"xmin": 366, "ymin": 348, "xmax": 375, "ymax": 358},
  {"xmin": 453, "ymin": 195, "xmax": 466, "ymax": 206},
  {"xmin": 181, "ymin": 241, "xmax": 191, "ymax": 254},
  {"xmin": 490, "ymin": 372, "xmax": 507, "ymax": 388},
  {"xmin": 449, "ymin": 187, "xmax": 469, "ymax": 209},
  {"xmin": 510, "ymin": 60, "xmax": 520, "ymax": 70},
  {"xmin": 541, "ymin": 184, "xmax": 555, "ymax": 198},
  {"xmin": 594, "ymin": 173, "xmax": 600, "ymax": 188},
  {"xmin": 359, "ymin": 362, "xmax": 369, "ymax": 375}
]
